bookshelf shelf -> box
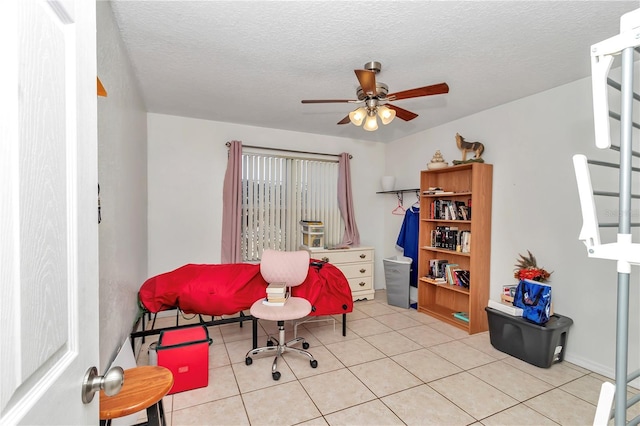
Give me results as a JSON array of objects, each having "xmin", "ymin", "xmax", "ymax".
[
  {"xmin": 417, "ymin": 163, "xmax": 493, "ymax": 334},
  {"xmin": 421, "ymin": 246, "xmax": 471, "ymax": 257}
]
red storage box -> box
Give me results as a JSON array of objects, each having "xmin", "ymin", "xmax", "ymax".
[{"xmin": 156, "ymin": 325, "xmax": 212, "ymax": 394}]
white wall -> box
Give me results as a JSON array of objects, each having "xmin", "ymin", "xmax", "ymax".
[
  {"xmin": 97, "ymin": 1, "xmax": 148, "ymax": 371},
  {"xmin": 147, "ymin": 114, "xmax": 387, "ymax": 283},
  {"xmin": 384, "ymin": 76, "xmax": 639, "ymax": 381}
]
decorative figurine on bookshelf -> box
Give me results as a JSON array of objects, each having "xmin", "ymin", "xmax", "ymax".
[
  {"xmin": 427, "ymin": 150, "xmax": 448, "ymax": 170},
  {"xmin": 453, "ymin": 133, "xmax": 485, "ymax": 165}
]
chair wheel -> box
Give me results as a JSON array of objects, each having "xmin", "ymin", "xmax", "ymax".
[
  {"xmin": 272, "ymin": 371, "xmax": 281, "ymax": 380},
  {"xmin": 302, "ymin": 342, "xmax": 309, "ymax": 349},
  {"xmin": 245, "ymin": 357, "xmax": 252, "ymax": 365},
  {"xmin": 267, "ymin": 340, "xmax": 274, "ymax": 347},
  {"xmin": 310, "ymin": 360, "xmax": 318, "ymax": 368}
]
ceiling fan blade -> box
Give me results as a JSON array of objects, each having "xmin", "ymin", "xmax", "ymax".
[
  {"xmin": 301, "ymin": 99, "xmax": 354, "ymax": 104},
  {"xmin": 387, "ymin": 104, "xmax": 419, "ymax": 121},
  {"xmin": 354, "ymin": 69, "xmax": 377, "ymax": 96},
  {"xmin": 337, "ymin": 115, "xmax": 351, "ymax": 125},
  {"xmin": 388, "ymin": 82, "xmax": 449, "ymax": 101}
]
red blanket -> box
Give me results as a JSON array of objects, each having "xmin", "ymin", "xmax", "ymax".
[{"xmin": 139, "ymin": 260, "xmax": 353, "ymax": 317}]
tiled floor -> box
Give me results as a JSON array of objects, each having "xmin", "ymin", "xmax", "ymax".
[{"xmin": 135, "ymin": 290, "xmax": 638, "ymax": 426}]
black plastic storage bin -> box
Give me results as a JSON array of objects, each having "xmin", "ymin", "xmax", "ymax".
[{"xmin": 485, "ymin": 307, "xmax": 573, "ymax": 368}]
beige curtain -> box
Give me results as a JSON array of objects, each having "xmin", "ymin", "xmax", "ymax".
[
  {"xmin": 337, "ymin": 153, "xmax": 360, "ymax": 246},
  {"xmin": 221, "ymin": 140, "xmax": 242, "ymax": 263}
]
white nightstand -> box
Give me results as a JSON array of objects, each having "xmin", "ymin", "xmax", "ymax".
[{"xmin": 303, "ymin": 246, "xmax": 375, "ymax": 301}]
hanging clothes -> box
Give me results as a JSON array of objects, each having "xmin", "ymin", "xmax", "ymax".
[{"xmin": 396, "ymin": 206, "xmax": 420, "ymax": 287}]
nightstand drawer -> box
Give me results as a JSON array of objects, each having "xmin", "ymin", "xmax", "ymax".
[
  {"xmin": 319, "ymin": 249, "xmax": 373, "ymax": 264},
  {"xmin": 340, "ymin": 263, "xmax": 372, "ymax": 279},
  {"xmin": 347, "ymin": 276, "xmax": 373, "ymax": 293}
]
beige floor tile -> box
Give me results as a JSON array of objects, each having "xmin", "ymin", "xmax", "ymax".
[
  {"xmin": 430, "ymin": 372, "xmax": 518, "ymax": 419},
  {"xmin": 524, "ymin": 388, "xmax": 596, "ymax": 425},
  {"xmin": 468, "ymin": 360, "xmax": 553, "ymax": 401},
  {"xmin": 349, "ymin": 358, "xmax": 422, "ymax": 398},
  {"xmin": 397, "ymin": 324, "xmax": 455, "ymax": 347},
  {"xmin": 296, "ymin": 417, "xmax": 329, "ymax": 426},
  {"xmin": 342, "ymin": 308, "xmax": 370, "ymax": 321},
  {"xmin": 284, "ymin": 344, "xmax": 344, "ymax": 378},
  {"xmin": 560, "ymin": 374, "xmax": 607, "ymax": 405},
  {"xmin": 208, "ymin": 340, "xmax": 231, "ymax": 368},
  {"xmin": 242, "ymin": 381, "xmax": 321, "ymax": 425},
  {"xmin": 401, "ymin": 309, "xmax": 441, "ymax": 325},
  {"xmin": 324, "ymin": 337, "xmax": 385, "ymax": 367},
  {"xmin": 481, "ymin": 403, "xmax": 559, "ymax": 425},
  {"xmin": 429, "ymin": 340, "xmax": 497, "ymax": 370},
  {"xmin": 502, "ymin": 357, "xmax": 587, "ymax": 387},
  {"xmin": 363, "ymin": 331, "xmax": 423, "ymax": 357},
  {"xmin": 225, "ymin": 338, "xmax": 255, "ymax": 365},
  {"xmin": 347, "ymin": 317, "xmax": 394, "ymax": 337},
  {"xmin": 171, "ymin": 395, "xmax": 249, "ymax": 426},
  {"xmin": 219, "ymin": 319, "xmax": 266, "ymax": 343},
  {"xmin": 563, "ymin": 374, "xmax": 640, "ymax": 422},
  {"xmin": 307, "ymin": 323, "xmax": 359, "ymax": 345},
  {"xmin": 374, "ymin": 312, "xmax": 423, "ymax": 330},
  {"xmin": 427, "ymin": 320, "xmax": 471, "ymax": 339},
  {"xmin": 232, "ymin": 355, "xmax": 296, "ymax": 393},
  {"xmin": 324, "ymin": 400, "xmax": 404, "ymax": 426},
  {"xmin": 172, "ymin": 365, "xmax": 239, "ymax": 411},
  {"xmin": 300, "ymin": 368, "xmax": 376, "ymax": 415},
  {"xmin": 392, "ymin": 348, "xmax": 462, "ymax": 383},
  {"xmin": 354, "ymin": 302, "xmax": 397, "ymax": 317},
  {"xmin": 381, "ymin": 384, "xmax": 476, "ymax": 426},
  {"xmin": 459, "ymin": 332, "xmax": 510, "ymax": 359}
]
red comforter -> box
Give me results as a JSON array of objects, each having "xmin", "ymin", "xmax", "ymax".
[{"xmin": 138, "ymin": 260, "xmax": 353, "ymax": 317}]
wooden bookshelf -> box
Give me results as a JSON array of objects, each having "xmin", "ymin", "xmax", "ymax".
[{"xmin": 417, "ymin": 163, "xmax": 493, "ymax": 334}]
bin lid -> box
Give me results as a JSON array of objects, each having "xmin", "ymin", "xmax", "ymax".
[{"xmin": 383, "ymin": 256, "xmax": 412, "ymax": 264}]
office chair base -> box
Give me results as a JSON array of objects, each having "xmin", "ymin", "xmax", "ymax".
[{"xmin": 245, "ymin": 321, "xmax": 318, "ymax": 380}]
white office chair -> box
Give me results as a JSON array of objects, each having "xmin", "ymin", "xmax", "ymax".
[{"xmin": 244, "ymin": 249, "xmax": 318, "ymax": 380}]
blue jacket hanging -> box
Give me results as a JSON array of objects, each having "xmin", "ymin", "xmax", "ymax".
[{"xmin": 396, "ymin": 206, "xmax": 419, "ymax": 287}]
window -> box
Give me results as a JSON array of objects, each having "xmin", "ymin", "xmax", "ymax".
[{"xmin": 241, "ymin": 150, "xmax": 342, "ymax": 261}]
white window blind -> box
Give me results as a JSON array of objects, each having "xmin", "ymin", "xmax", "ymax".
[{"xmin": 241, "ymin": 151, "xmax": 342, "ymax": 261}]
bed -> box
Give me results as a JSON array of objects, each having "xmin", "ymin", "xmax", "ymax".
[{"xmin": 130, "ymin": 259, "xmax": 354, "ymax": 349}]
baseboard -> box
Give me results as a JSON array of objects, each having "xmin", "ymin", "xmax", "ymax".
[{"xmin": 564, "ymin": 354, "xmax": 639, "ymax": 390}]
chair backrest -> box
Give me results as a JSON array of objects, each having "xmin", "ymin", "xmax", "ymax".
[{"xmin": 260, "ymin": 250, "xmax": 310, "ymax": 288}]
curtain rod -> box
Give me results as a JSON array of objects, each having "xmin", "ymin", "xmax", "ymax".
[{"xmin": 225, "ymin": 142, "xmax": 353, "ymax": 159}]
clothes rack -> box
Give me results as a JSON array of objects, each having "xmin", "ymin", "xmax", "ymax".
[{"xmin": 574, "ymin": 8, "xmax": 640, "ymax": 425}]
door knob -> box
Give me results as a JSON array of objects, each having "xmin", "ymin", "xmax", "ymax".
[{"xmin": 81, "ymin": 366, "xmax": 124, "ymax": 403}]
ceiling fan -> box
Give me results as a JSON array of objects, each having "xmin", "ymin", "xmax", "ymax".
[{"xmin": 301, "ymin": 61, "xmax": 449, "ymax": 131}]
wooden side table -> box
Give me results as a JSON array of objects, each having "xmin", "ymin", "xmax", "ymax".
[{"xmin": 100, "ymin": 365, "xmax": 173, "ymax": 426}]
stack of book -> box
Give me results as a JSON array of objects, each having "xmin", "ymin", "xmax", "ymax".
[
  {"xmin": 488, "ymin": 299, "xmax": 523, "ymax": 317},
  {"xmin": 263, "ymin": 282, "xmax": 289, "ymax": 306}
]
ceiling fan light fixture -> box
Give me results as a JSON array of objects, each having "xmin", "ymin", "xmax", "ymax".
[
  {"xmin": 363, "ymin": 113, "xmax": 378, "ymax": 131},
  {"xmin": 349, "ymin": 107, "xmax": 367, "ymax": 126},
  {"xmin": 377, "ymin": 105, "xmax": 396, "ymax": 125}
]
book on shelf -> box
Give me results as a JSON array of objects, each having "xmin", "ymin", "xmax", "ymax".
[
  {"xmin": 453, "ymin": 312, "xmax": 469, "ymax": 323},
  {"xmin": 488, "ymin": 299, "xmax": 523, "ymax": 317},
  {"xmin": 459, "ymin": 230, "xmax": 471, "ymax": 253},
  {"xmin": 444, "ymin": 263, "xmax": 459, "ymax": 285},
  {"xmin": 454, "ymin": 269, "xmax": 470, "ymax": 288},
  {"xmin": 429, "ymin": 259, "xmax": 449, "ymax": 279},
  {"xmin": 424, "ymin": 187, "xmax": 455, "ymax": 195}
]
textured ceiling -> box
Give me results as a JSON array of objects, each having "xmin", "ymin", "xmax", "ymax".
[{"xmin": 109, "ymin": 0, "xmax": 639, "ymax": 143}]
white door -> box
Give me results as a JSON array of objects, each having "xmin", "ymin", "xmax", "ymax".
[{"xmin": 0, "ymin": 0, "xmax": 99, "ymax": 424}]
